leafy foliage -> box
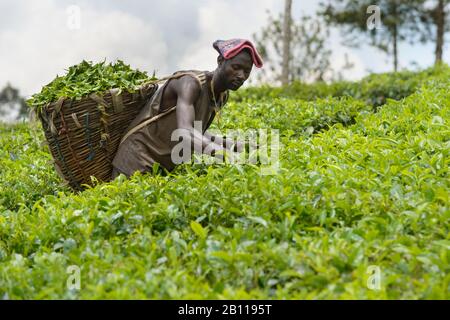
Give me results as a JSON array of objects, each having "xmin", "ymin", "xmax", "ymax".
[
  {"xmin": 233, "ymin": 64, "xmax": 450, "ymax": 107},
  {"xmin": 0, "ymin": 84, "xmax": 28, "ymax": 120},
  {"xmin": 253, "ymin": 13, "xmax": 332, "ymax": 84},
  {"xmin": 319, "ymin": 0, "xmax": 427, "ymax": 71},
  {"xmin": 26, "ymin": 60, "xmax": 155, "ymax": 110},
  {"xmin": 0, "ymin": 67, "xmax": 448, "ymax": 299}
]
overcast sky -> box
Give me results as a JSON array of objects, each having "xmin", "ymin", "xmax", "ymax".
[{"xmin": 0, "ymin": 0, "xmax": 448, "ymax": 99}]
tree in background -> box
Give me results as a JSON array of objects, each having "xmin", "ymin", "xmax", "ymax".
[
  {"xmin": 433, "ymin": 0, "xmax": 449, "ymax": 63},
  {"xmin": 334, "ymin": 52, "xmax": 355, "ymax": 81},
  {"xmin": 420, "ymin": 0, "xmax": 449, "ymax": 64},
  {"xmin": 0, "ymin": 83, "xmax": 29, "ymax": 121},
  {"xmin": 320, "ymin": 0, "xmax": 426, "ymax": 72},
  {"xmin": 282, "ymin": 0, "xmax": 293, "ymax": 86},
  {"xmin": 253, "ymin": 11, "xmax": 332, "ymax": 85}
]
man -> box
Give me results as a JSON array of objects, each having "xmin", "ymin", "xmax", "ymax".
[{"xmin": 111, "ymin": 38, "xmax": 263, "ymax": 179}]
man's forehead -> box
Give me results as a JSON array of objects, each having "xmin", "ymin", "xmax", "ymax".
[
  {"xmin": 229, "ymin": 50, "xmax": 253, "ymax": 65},
  {"xmin": 213, "ymin": 39, "xmax": 263, "ymax": 68}
]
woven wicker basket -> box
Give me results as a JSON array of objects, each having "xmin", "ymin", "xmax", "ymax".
[{"xmin": 36, "ymin": 82, "xmax": 159, "ymax": 191}]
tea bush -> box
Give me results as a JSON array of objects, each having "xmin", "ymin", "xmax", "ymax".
[
  {"xmin": 0, "ymin": 67, "xmax": 448, "ymax": 299},
  {"xmin": 233, "ymin": 64, "xmax": 450, "ymax": 107}
]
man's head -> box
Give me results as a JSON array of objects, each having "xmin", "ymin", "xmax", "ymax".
[
  {"xmin": 216, "ymin": 49, "xmax": 253, "ymax": 91},
  {"xmin": 213, "ymin": 39, "xmax": 263, "ymax": 91}
]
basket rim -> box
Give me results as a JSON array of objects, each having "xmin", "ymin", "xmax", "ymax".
[{"xmin": 31, "ymin": 80, "xmax": 159, "ymax": 111}]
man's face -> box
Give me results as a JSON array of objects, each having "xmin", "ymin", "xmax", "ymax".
[{"xmin": 218, "ymin": 50, "xmax": 253, "ymax": 91}]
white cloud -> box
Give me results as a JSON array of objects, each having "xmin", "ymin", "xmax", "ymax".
[
  {"xmin": 176, "ymin": 0, "xmax": 370, "ymax": 85},
  {"xmin": 327, "ymin": 29, "xmax": 366, "ymax": 81},
  {"xmin": 0, "ymin": 0, "xmax": 168, "ymax": 97},
  {"xmin": 1, "ymin": 0, "xmax": 443, "ymax": 102},
  {"xmin": 177, "ymin": 0, "xmax": 277, "ymax": 76}
]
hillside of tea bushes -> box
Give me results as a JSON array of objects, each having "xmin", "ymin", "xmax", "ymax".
[{"xmin": 0, "ymin": 65, "xmax": 448, "ymax": 299}]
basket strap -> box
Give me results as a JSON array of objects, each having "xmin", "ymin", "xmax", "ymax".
[
  {"xmin": 89, "ymin": 93, "xmax": 109, "ymax": 109},
  {"xmin": 141, "ymin": 71, "xmax": 206, "ymax": 87},
  {"xmin": 119, "ymin": 71, "xmax": 206, "ymax": 147},
  {"xmin": 119, "ymin": 105, "xmax": 177, "ymax": 146},
  {"xmin": 109, "ymin": 88, "xmax": 124, "ymax": 113}
]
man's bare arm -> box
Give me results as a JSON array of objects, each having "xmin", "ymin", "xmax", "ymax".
[
  {"xmin": 174, "ymin": 77, "xmax": 225, "ymax": 159},
  {"xmin": 203, "ymin": 131, "xmax": 244, "ymax": 152}
]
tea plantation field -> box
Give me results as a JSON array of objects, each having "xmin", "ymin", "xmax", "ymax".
[{"xmin": 0, "ymin": 66, "xmax": 448, "ymax": 299}]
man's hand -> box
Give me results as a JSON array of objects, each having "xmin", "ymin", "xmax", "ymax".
[
  {"xmin": 204, "ymin": 133, "xmax": 262, "ymax": 154},
  {"xmin": 174, "ymin": 76, "xmax": 226, "ymax": 159},
  {"xmin": 203, "ymin": 131, "xmax": 246, "ymax": 153},
  {"xmin": 233, "ymin": 140, "xmax": 244, "ymax": 153}
]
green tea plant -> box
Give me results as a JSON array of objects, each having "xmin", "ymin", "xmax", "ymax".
[
  {"xmin": 0, "ymin": 67, "xmax": 448, "ymax": 299},
  {"xmin": 234, "ymin": 64, "xmax": 450, "ymax": 107},
  {"xmin": 26, "ymin": 60, "xmax": 155, "ymax": 111}
]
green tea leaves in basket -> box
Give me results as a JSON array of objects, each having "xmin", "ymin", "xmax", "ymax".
[{"xmin": 27, "ymin": 60, "xmax": 156, "ymax": 111}]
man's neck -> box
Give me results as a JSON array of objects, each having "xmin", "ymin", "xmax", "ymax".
[{"xmin": 208, "ymin": 70, "xmax": 227, "ymax": 100}]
